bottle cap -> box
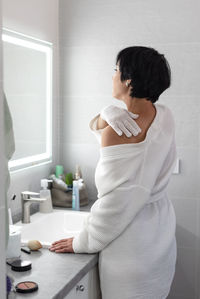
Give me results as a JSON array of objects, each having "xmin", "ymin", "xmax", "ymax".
[
  {"xmin": 73, "ymin": 180, "xmax": 78, "ymax": 187},
  {"xmin": 55, "ymin": 165, "xmax": 64, "ymax": 178},
  {"xmin": 74, "ymin": 165, "xmax": 82, "ymax": 180},
  {"xmin": 41, "ymin": 179, "xmax": 52, "ymax": 189},
  {"xmin": 10, "ymin": 259, "xmax": 32, "ymax": 272},
  {"xmin": 41, "ymin": 179, "xmax": 48, "ymax": 189}
]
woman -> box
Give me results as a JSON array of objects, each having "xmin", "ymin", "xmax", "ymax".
[{"xmin": 50, "ymin": 46, "xmax": 177, "ymax": 299}]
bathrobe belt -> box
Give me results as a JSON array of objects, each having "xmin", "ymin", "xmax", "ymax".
[{"xmin": 147, "ymin": 189, "xmax": 167, "ymax": 204}]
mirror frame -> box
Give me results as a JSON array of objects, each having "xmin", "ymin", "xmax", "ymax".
[{"xmin": 2, "ymin": 28, "xmax": 53, "ymax": 172}]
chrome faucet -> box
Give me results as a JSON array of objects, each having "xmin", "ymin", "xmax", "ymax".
[{"xmin": 21, "ymin": 191, "xmax": 47, "ymax": 223}]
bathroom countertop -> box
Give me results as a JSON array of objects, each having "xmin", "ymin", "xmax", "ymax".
[
  {"xmin": 8, "ymin": 200, "xmax": 99, "ymax": 298},
  {"xmin": 7, "ymin": 249, "xmax": 98, "ymax": 298}
]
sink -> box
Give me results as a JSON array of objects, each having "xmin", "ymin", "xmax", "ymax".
[{"xmin": 16, "ymin": 209, "xmax": 90, "ymax": 246}]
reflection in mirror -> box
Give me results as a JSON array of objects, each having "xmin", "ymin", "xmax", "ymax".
[{"xmin": 2, "ymin": 29, "xmax": 52, "ymax": 171}]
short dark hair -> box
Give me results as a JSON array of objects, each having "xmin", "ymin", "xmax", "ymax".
[{"xmin": 116, "ymin": 46, "xmax": 171, "ymax": 103}]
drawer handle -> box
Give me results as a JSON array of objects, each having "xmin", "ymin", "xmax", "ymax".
[{"xmin": 76, "ymin": 284, "xmax": 85, "ymax": 292}]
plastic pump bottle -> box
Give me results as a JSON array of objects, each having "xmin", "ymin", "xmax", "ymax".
[
  {"xmin": 72, "ymin": 180, "xmax": 80, "ymax": 211},
  {"xmin": 39, "ymin": 179, "xmax": 53, "ymax": 213}
]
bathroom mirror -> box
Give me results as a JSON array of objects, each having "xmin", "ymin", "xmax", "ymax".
[{"xmin": 2, "ymin": 29, "xmax": 52, "ymax": 171}]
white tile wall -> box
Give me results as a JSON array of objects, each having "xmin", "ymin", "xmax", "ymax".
[
  {"xmin": 168, "ymin": 248, "xmax": 196, "ymax": 298},
  {"xmin": 59, "ymin": 0, "xmax": 200, "ymax": 46},
  {"xmin": 172, "ymin": 196, "xmax": 198, "ymax": 248},
  {"xmin": 167, "ymin": 147, "xmax": 200, "ymax": 199},
  {"xmin": 59, "ymin": 0, "xmax": 200, "ymax": 298},
  {"xmin": 3, "ymin": 0, "xmax": 59, "ymax": 42},
  {"xmin": 60, "ymin": 46, "xmax": 118, "ymax": 97},
  {"xmin": 160, "ymin": 96, "xmax": 200, "ymax": 148},
  {"xmin": 62, "ymin": 142, "xmax": 100, "ymax": 200}
]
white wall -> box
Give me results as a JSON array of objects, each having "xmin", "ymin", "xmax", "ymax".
[
  {"xmin": 59, "ymin": 0, "xmax": 200, "ymax": 298},
  {"xmin": 2, "ymin": 0, "xmax": 60, "ymax": 217},
  {"xmin": 0, "ymin": 0, "xmax": 6, "ymax": 296}
]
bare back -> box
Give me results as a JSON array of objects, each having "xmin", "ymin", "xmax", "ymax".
[{"xmin": 101, "ymin": 105, "xmax": 157, "ymax": 147}]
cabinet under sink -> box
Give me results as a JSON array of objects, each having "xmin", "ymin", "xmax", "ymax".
[{"xmin": 64, "ymin": 265, "xmax": 101, "ymax": 299}]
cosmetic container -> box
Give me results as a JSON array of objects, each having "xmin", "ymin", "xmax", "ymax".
[
  {"xmin": 39, "ymin": 179, "xmax": 53, "ymax": 213},
  {"xmin": 72, "ymin": 180, "xmax": 80, "ymax": 211}
]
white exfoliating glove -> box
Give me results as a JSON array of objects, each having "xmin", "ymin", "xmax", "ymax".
[{"xmin": 100, "ymin": 105, "xmax": 142, "ymax": 137}]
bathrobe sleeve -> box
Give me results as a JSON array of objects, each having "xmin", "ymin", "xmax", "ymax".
[
  {"xmin": 88, "ymin": 114, "xmax": 103, "ymax": 144},
  {"xmin": 72, "ymin": 153, "xmax": 151, "ymax": 254},
  {"xmin": 72, "ymin": 138, "xmax": 160, "ymax": 254}
]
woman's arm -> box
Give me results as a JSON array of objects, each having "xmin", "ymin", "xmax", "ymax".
[
  {"xmin": 91, "ymin": 105, "xmax": 142, "ymax": 134},
  {"xmin": 72, "ymin": 184, "xmax": 150, "ymax": 253},
  {"xmin": 71, "ymin": 129, "xmax": 150, "ymax": 254},
  {"xmin": 96, "ymin": 115, "xmax": 108, "ymax": 130}
]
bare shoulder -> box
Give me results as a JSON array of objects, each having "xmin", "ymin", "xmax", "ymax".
[
  {"xmin": 101, "ymin": 126, "xmax": 122, "ymax": 147},
  {"xmin": 101, "ymin": 125, "xmax": 146, "ymax": 147},
  {"xmin": 101, "ymin": 105, "xmax": 157, "ymax": 148}
]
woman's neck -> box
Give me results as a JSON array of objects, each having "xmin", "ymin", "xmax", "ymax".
[{"xmin": 123, "ymin": 96, "xmax": 155, "ymax": 115}]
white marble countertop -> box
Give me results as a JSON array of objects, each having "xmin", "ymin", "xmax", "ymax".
[{"xmin": 7, "ymin": 200, "xmax": 99, "ymax": 298}]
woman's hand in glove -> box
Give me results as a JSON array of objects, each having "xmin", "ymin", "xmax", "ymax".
[{"xmin": 100, "ymin": 105, "xmax": 142, "ymax": 137}]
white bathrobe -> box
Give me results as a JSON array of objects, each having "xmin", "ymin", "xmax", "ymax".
[{"xmin": 73, "ymin": 103, "xmax": 177, "ymax": 299}]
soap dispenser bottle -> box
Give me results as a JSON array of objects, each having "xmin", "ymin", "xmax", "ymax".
[
  {"xmin": 72, "ymin": 180, "xmax": 80, "ymax": 211},
  {"xmin": 74, "ymin": 165, "xmax": 82, "ymax": 180},
  {"xmin": 39, "ymin": 179, "xmax": 53, "ymax": 213}
]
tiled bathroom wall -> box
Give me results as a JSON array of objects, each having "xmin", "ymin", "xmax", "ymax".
[{"xmin": 59, "ymin": 0, "xmax": 200, "ymax": 298}]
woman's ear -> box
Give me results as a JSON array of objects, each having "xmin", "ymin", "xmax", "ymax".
[{"xmin": 125, "ymin": 79, "xmax": 131, "ymax": 87}]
